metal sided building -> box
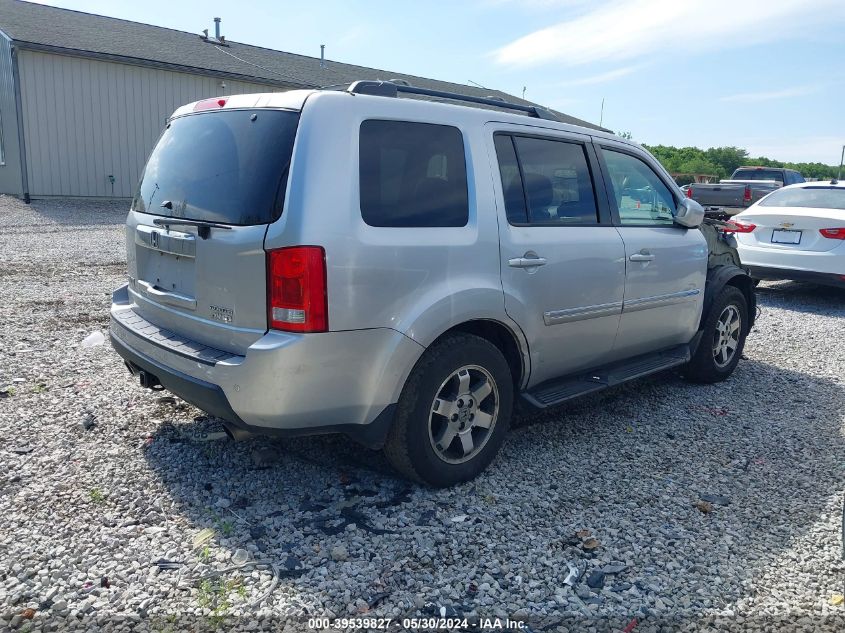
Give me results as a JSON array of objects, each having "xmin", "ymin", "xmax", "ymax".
[{"xmin": 0, "ymin": 0, "xmax": 599, "ymax": 201}]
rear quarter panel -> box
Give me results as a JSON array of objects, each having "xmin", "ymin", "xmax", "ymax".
[{"xmin": 264, "ymin": 93, "xmax": 516, "ymax": 348}]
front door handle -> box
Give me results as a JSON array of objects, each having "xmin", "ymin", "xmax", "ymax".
[
  {"xmin": 629, "ymin": 251, "xmax": 655, "ymax": 262},
  {"xmin": 508, "ymin": 256, "xmax": 548, "ymax": 268}
]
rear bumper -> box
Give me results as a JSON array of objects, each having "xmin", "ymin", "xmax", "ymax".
[
  {"xmin": 737, "ymin": 241, "xmax": 844, "ymax": 277},
  {"xmin": 111, "ymin": 330, "xmax": 245, "ymax": 425},
  {"xmin": 747, "ymin": 266, "xmax": 845, "ymax": 288},
  {"xmin": 110, "ymin": 284, "xmax": 424, "ymax": 447}
]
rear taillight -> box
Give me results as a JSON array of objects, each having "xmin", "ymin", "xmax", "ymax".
[
  {"xmin": 743, "ymin": 185, "xmax": 752, "ymax": 203},
  {"xmin": 819, "ymin": 228, "xmax": 845, "ymax": 240},
  {"xmin": 267, "ymin": 246, "xmax": 327, "ymax": 333},
  {"xmin": 686, "ymin": 186, "xmax": 693, "ymax": 199},
  {"xmin": 194, "ymin": 97, "xmax": 228, "ymax": 111},
  {"xmin": 722, "ymin": 220, "xmax": 756, "ymax": 233}
]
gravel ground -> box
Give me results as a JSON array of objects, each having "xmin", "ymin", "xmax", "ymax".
[{"xmin": 1, "ymin": 195, "xmax": 843, "ymax": 632}]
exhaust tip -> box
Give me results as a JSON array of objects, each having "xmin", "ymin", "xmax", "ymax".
[
  {"xmin": 222, "ymin": 423, "xmax": 254, "ymax": 442},
  {"xmin": 138, "ymin": 370, "xmax": 163, "ymax": 391}
]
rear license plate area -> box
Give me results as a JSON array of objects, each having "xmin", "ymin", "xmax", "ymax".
[
  {"xmin": 771, "ymin": 229, "xmax": 801, "ymax": 245},
  {"xmin": 135, "ymin": 226, "xmax": 197, "ymax": 297},
  {"xmin": 141, "ymin": 250, "xmax": 195, "ymax": 296}
]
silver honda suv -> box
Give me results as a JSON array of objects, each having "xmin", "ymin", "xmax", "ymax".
[{"xmin": 111, "ymin": 81, "xmax": 755, "ymax": 486}]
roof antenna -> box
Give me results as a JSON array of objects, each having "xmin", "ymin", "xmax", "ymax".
[{"xmin": 320, "ymin": 44, "xmax": 326, "ymax": 69}]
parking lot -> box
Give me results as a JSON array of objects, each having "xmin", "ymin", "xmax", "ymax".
[{"xmin": 1, "ymin": 196, "xmax": 843, "ymax": 631}]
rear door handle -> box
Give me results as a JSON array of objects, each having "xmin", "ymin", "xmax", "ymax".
[
  {"xmin": 508, "ymin": 256, "xmax": 548, "ymax": 268},
  {"xmin": 629, "ymin": 251, "xmax": 654, "ymax": 262}
]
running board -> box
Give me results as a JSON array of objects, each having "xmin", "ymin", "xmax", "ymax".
[{"xmin": 523, "ymin": 344, "xmax": 691, "ymax": 409}]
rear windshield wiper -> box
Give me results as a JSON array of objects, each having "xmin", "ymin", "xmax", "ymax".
[{"xmin": 152, "ymin": 216, "xmax": 232, "ymax": 239}]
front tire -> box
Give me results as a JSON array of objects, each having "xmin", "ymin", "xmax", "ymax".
[
  {"xmin": 383, "ymin": 333, "xmax": 513, "ymax": 487},
  {"xmin": 684, "ymin": 285, "xmax": 749, "ymax": 383}
]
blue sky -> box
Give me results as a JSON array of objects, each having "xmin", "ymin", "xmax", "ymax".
[{"xmin": 31, "ymin": 0, "xmax": 845, "ymax": 164}]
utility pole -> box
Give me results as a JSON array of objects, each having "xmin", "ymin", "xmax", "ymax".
[
  {"xmin": 599, "ymin": 98, "xmax": 605, "ymax": 127},
  {"xmin": 522, "ymin": 86, "xmax": 526, "ymax": 100},
  {"xmin": 838, "ymin": 144, "xmax": 844, "ymax": 180}
]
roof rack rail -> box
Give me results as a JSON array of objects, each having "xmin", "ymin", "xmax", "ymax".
[{"xmin": 346, "ymin": 80, "xmax": 559, "ymax": 121}]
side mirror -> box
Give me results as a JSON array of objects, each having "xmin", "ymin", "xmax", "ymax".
[{"xmin": 674, "ymin": 197, "xmax": 704, "ymax": 228}]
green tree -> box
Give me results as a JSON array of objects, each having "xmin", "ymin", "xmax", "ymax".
[{"xmin": 639, "ymin": 143, "xmax": 838, "ymax": 182}]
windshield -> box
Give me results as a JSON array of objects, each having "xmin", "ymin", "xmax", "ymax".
[
  {"xmin": 759, "ymin": 186, "xmax": 845, "ymax": 210},
  {"xmin": 732, "ymin": 169, "xmax": 784, "ymax": 183},
  {"xmin": 132, "ymin": 109, "xmax": 299, "ymax": 225}
]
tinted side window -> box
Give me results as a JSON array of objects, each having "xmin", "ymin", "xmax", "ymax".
[
  {"xmin": 493, "ymin": 135, "xmax": 528, "ymax": 224},
  {"xmin": 601, "ymin": 149, "xmax": 675, "ymax": 226},
  {"xmin": 513, "ymin": 137, "xmax": 598, "ymax": 224},
  {"xmin": 359, "ymin": 120, "xmax": 468, "ymax": 227}
]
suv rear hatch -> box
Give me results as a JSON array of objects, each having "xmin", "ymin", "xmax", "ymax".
[{"xmin": 126, "ymin": 106, "xmax": 299, "ymax": 355}]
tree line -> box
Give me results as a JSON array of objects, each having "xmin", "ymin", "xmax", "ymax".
[{"xmin": 616, "ymin": 135, "xmax": 839, "ymax": 183}]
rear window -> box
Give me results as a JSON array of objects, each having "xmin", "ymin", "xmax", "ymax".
[
  {"xmin": 732, "ymin": 169, "xmax": 784, "ymax": 183},
  {"xmin": 359, "ymin": 120, "xmax": 469, "ymax": 227},
  {"xmin": 759, "ymin": 186, "xmax": 845, "ymax": 210},
  {"xmin": 132, "ymin": 109, "xmax": 299, "ymax": 225}
]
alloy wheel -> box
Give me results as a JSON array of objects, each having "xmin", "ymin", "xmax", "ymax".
[
  {"xmin": 713, "ymin": 304, "xmax": 741, "ymax": 368},
  {"xmin": 428, "ymin": 365, "xmax": 500, "ymax": 464}
]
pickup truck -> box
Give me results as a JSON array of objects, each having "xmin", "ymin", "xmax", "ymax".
[{"xmin": 687, "ymin": 167, "xmax": 805, "ymax": 215}]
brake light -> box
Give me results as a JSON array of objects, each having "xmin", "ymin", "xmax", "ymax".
[
  {"xmin": 743, "ymin": 185, "xmax": 752, "ymax": 203},
  {"xmin": 819, "ymin": 228, "xmax": 845, "ymax": 240},
  {"xmin": 194, "ymin": 97, "xmax": 228, "ymax": 111},
  {"xmin": 267, "ymin": 246, "xmax": 327, "ymax": 333},
  {"xmin": 686, "ymin": 186, "xmax": 693, "ymax": 199},
  {"xmin": 722, "ymin": 220, "xmax": 756, "ymax": 233}
]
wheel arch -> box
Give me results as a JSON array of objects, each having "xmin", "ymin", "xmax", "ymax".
[
  {"xmin": 430, "ymin": 319, "xmax": 529, "ymax": 390},
  {"xmin": 702, "ymin": 264, "xmax": 757, "ymax": 331}
]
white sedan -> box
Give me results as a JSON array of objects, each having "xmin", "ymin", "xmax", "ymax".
[{"xmin": 727, "ymin": 180, "xmax": 845, "ymax": 288}]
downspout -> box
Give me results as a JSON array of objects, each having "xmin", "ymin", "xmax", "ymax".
[{"xmin": 10, "ymin": 43, "xmax": 30, "ymax": 203}]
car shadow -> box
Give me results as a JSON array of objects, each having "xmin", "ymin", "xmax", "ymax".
[
  {"xmin": 755, "ymin": 280, "xmax": 845, "ymax": 317},
  {"xmin": 140, "ymin": 354, "xmax": 845, "ymax": 627}
]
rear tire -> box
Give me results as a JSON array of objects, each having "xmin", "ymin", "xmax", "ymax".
[
  {"xmin": 383, "ymin": 333, "xmax": 513, "ymax": 487},
  {"xmin": 684, "ymin": 285, "xmax": 748, "ymax": 383}
]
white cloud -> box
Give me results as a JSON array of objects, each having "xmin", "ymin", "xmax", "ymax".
[
  {"xmin": 482, "ymin": 0, "xmax": 591, "ymax": 9},
  {"xmin": 719, "ymin": 85, "xmax": 821, "ymax": 103},
  {"xmin": 493, "ymin": 0, "xmax": 845, "ymax": 67},
  {"xmin": 556, "ymin": 66, "xmax": 640, "ymax": 87},
  {"xmin": 737, "ymin": 136, "xmax": 845, "ymax": 164}
]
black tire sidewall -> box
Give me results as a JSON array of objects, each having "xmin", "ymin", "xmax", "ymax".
[
  {"xmin": 401, "ymin": 336, "xmax": 513, "ymax": 487},
  {"xmin": 689, "ymin": 285, "xmax": 749, "ymax": 382}
]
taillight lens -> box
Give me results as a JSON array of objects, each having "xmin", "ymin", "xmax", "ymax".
[
  {"xmin": 743, "ymin": 185, "xmax": 752, "ymax": 203},
  {"xmin": 194, "ymin": 97, "xmax": 228, "ymax": 111},
  {"xmin": 686, "ymin": 186, "xmax": 693, "ymax": 199},
  {"xmin": 722, "ymin": 220, "xmax": 756, "ymax": 233},
  {"xmin": 267, "ymin": 246, "xmax": 327, "ymax": 333},
  {"xmin": 820, "ymin": 228, "xmax": 845, "ymax": 240}
]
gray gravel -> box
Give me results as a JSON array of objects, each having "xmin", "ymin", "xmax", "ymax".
[{"xmin": 1, "ymin": 195, "xmax": 844, "ymax": 631}]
